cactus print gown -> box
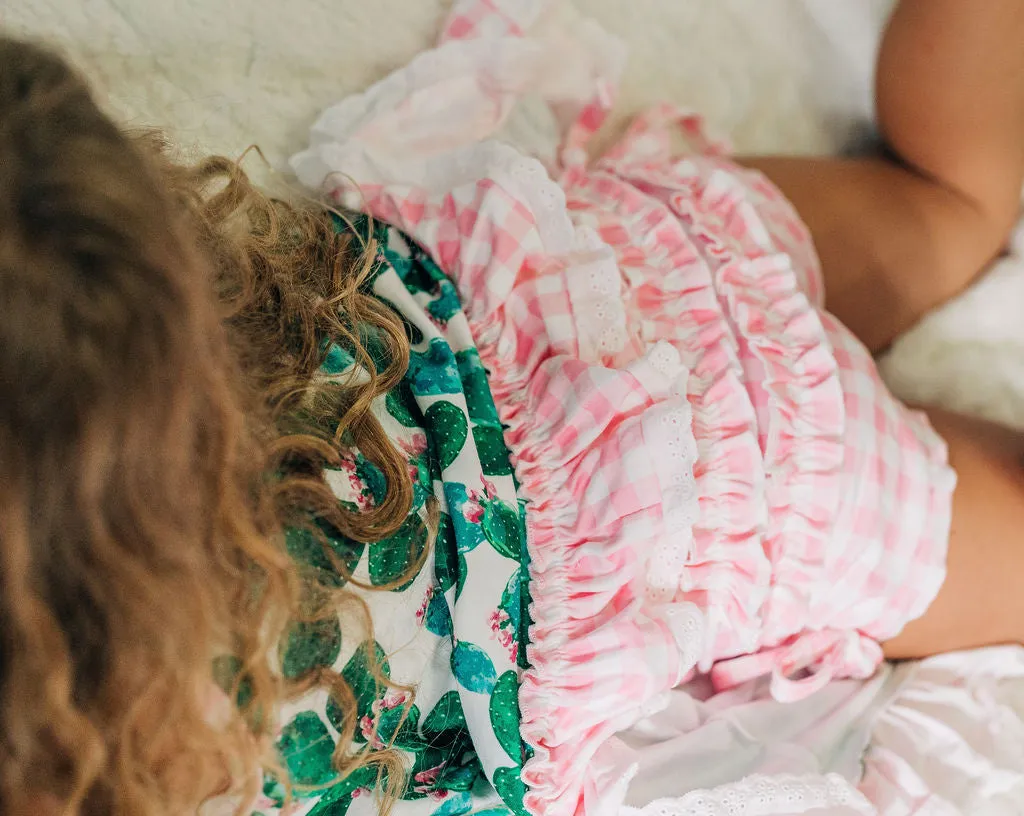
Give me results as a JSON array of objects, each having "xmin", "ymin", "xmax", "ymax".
[{"xmin": 249, "ymin": 222, "xmax": 532, "ymax": 816}]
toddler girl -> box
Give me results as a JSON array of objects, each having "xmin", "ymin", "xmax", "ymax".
[{"xmin": 4, "ymin": 1, "xmax": 1024, "ymax": 815}]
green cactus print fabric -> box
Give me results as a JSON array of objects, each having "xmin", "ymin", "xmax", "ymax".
[{"xmin": 253, "ymin": 225, "xmax": 530, "ymax": 816}]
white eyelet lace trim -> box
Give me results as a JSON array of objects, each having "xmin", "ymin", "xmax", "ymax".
[
  {"xmin": 562, "ymin": 225, "xmax": 629, "ymax": 359},
  {"xmin": 504, "ymin": 154, "xmax": 577, "ymax": 252},
  {"xmin": 662, "ymin": 604, "xmax": 704, "ymax": 679},
  {"xmin": 622, "ymin": 773, "xmax": 874, "ymax": 816},
  {"xmin": 648, "ymin": 342, "xmax": 682, "ymax": 379},
  {"xmin": 645, "ymin": 385, "xmax": 700, "ymax": 603}
]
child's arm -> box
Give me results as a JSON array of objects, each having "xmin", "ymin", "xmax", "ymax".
[{"xmin": 742, "ymin": 0, "xmax": 1024, "ymax": 352}]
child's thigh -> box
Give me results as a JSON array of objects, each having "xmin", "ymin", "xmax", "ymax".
[{"xmin": 884, "ymin": 407, "xmax": 1024, "ymax": 658}]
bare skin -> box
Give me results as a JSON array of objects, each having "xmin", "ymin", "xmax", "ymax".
[
  {"xmin": 744, "ymin": 0, "xmax": 1024, "ymax": 657},
  {"xmin": 744, "ymin": 0, "xmax": 1024, "ymax": 354},
  {"xmin": 885, "ymin": 409, "xmax": 1024, "ymax": 658}
]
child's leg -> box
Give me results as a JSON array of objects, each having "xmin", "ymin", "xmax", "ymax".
[
  {"xmin": 883, "ymin": 408, "xmax": 1024, "ymax": 658},
  {"xmin": 743, "ymin": 0, "xmax": 1024, "ymax": 353}
]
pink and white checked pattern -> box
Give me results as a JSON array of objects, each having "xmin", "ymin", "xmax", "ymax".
[{"xmin": 291, "ymin": 1, "xmax": 956, "ymax": 814}]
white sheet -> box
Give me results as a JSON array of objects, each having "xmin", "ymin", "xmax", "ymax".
[{"xmin": 612, "ymin": 649, "xmax": 1024, "ymax": 813}]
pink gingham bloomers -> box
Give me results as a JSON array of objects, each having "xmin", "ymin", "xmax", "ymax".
[{"xmin": 292, "ymin": 1, "xmax": 956, "ymax": 814}]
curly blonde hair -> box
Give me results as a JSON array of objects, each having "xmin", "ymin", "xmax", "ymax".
[{"xmin": 0, "ymin": 36, "xmax": 422, "ymax": 815}]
